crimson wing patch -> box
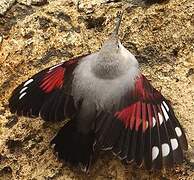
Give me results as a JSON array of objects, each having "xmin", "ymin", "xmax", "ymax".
[
  {"xmin": 95, "ymin": 75, "xmax": 188, "ymax": 170},
  {"xmin": 9, "ymin": 57, "xmax": 82, "ymax": 121},
  {"xmin": 40, "ymin": 64, "xmax": 65, "ymax": 93}
]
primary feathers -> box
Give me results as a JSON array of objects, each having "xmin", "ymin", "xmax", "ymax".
[{"xmin": 9, "ymin": 10, "xmax": 187, "ymax": 172}]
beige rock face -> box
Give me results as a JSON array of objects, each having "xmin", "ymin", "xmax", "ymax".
[
  {"xmin": 0, "ymin": 0, "xmax": 16, "ymax": 15},
  {"xmin": 0, "ymin": 0, "xmax": 194, "ymax": 179},
  {"xmin": 17, "ymin": 0, "xmax": 48, "ymax": 6}
]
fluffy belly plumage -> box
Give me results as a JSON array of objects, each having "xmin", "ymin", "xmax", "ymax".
[{"xmin": 72, "ymin": 55, "xmax": 139, "ymax": 112}]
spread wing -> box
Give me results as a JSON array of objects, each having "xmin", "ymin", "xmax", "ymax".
[
  {"xmin": 9, "ymin": 55, "xmax": 86, "ymax": 121},
  {"xmin": 94, "ymin": 74, "xmax": 188, "ymax": 170}
]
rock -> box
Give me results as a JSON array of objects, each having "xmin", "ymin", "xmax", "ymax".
[
  {"xmin": 143, "ymin": 0, "xmax": 168, "ymax": 4},
  {"xmin": 17, "ymin": 0, "xmax": 47, "ymax": 6},
  {"xmin": 0, "ymin": 0, "xmax": 194, "ymax": 179},
  {"xmin": 6, "ymin": 139, "xmax": 23, "ymax": 153},
  {"xmin": 186, "ymin": 147, "xmax": 194, "ymax": 169},
  {"xmin": 83, "ymin": 15, "xmax": 106, "ymax": 31},
  {"xmin": 5, "ymin": 115, "xmax": 18, "ymax": 128},
  {"xmin": 0, "ymin": 166, "xmax": 13, "ymax": 179},
  {"xmin": 0, "ymin": 0, "xmax": 16, "ymax": 15},
  {"xmin": 0, "ymin": 35, "xmax": 3, "ymax": 44},
  {"xmin": 31, "ymin": 0, "xmax": 48, "ymax": 6},
  {"xmin": 186, "ymin": 68, "xmax": 194, "ymax": 77}
]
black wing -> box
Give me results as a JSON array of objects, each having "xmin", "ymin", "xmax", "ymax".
[
  {"xmin": 94, "ymin": 74, "xmax": 188, "ymax": 170},
  {"xmin": 9, "ymin": 56, "xmax": 86, "ymax": 121}
]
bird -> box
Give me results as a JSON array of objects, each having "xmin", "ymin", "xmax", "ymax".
[{"xmin": 8, "ymin": 10, "xmax": 188, "ymax": 172}]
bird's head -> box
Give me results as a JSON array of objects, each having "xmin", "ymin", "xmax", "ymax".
[
  {"xmin": 98, "ymin": 9, "xmax": 138, "ymax": 66},
  {"xmin": 99, "ymin": 11, "xmax": 123, "ymax": 57},
  {"xmin": 92, "ymin": 7, "xmax": 139, "ymax": 79}
]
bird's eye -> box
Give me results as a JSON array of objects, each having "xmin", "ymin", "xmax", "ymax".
[{"xmin": 117, "ymin": 44, "xmax": 120, "ymax": 48}]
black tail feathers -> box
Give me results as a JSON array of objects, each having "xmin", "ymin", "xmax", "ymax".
[{"xmin": 51, "ymin": 120, "xmax": 95, "ymax": 172}]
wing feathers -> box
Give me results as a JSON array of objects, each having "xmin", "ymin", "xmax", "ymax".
[
  {"xmin": 157, "ymin": 104, "xmax": 173, "ymax": 168},
  {"xmin": 8, "ymin": 57, "xmax": 83, "ymax": 121},
  {"xmin": 40, "ymin": 67, "xmax": 64, "ymax": 93},
  {"xmin": 95, "ymin": 112, "xmax": 123, "ymax": 151},
  {"xmin": 119, "ymin": 129, "xmax": 130, "ymax": 159},
  {"xmin": 95, "ymin": 75, "xmax": 187, "ymax": 170},
  {"xmin": 151, "ymin": 105, "xmax": 163, "ymax": 170}
]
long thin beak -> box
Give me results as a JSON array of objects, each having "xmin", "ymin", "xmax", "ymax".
[
  {"xmin": 112, "ymin": 10, "xmax": 124, "ymax": 36},
  {"xmin": 112, "ymin": 4, "xmax": 133, "ymax": 37}
]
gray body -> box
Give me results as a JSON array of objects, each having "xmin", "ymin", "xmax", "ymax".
[{"xmin": 72, "ymin": 38, "xmax": 140, "ymax": 133}]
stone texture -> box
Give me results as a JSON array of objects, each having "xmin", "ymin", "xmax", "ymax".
[
  {"xmin": 17, "ymin": 0, "xmax": 48, "ymax": 6},
  {"xmin": 0, "ymin": 35, "xmax": 3, "ymax": 44},
  {"xmin": 0, "ymin": 0, "xmax": 194, "ymax": 179},
  {"xmin": 0, "ymin": 0, "xmax": 15, "ymax": 15}
]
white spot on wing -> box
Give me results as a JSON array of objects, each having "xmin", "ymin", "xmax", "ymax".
[
  {"xmin": 23, "ymin": 79, "xmax": 33, "ymax": 87},
  {"xmin": 20, "ymin": 87, "xmax": 28, "ymax": 94},
  {"xmin": 158, "ymin": 113, "xmax": 163, "ymax": 125},
  {"xmin": 19, "ymin": 92, "xmax": 27, "ymax": 99},
  {"xmin": 162, "ymin": 101, "xmax": 169, "ymax": 111},
  {"xmin": 152, "ymin": 146, "xmax": 159, "ymax": 161},
  {"xmin": 152, "ymin": 117, "xmax": 156, "ymax": 127},
  {"xmin": 162, "ymin": 143, "xmax": 170, "ymax": 157},
  {"xmin": 170, "ymin": 138, "xmax": 178, "ymax": 150},
  {"xmin": 145, "ymin": 121, "xmax": 149, "ymax": 130},
  {"xmin": 161, "ymin": 104, "xmax": 169, "ymax": 121},
  {"xmin": 49, "ymin": 63, "xmax": 63, "ymax": 72},
  {"xmin": 175, "ymin": 127, "xmax": 182, "ymax": 137}
]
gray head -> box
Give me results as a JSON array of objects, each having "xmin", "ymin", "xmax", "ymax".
[
  {"xmin": 92, "ymin": 10, "xmax": 139, "ymax": 79},
  {"xmin": 99, "ymin": 11, "xmax": 124, "ymax": 57}
]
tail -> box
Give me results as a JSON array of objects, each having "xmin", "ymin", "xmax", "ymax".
[{"xmin": 51, "ymin": 120, "xmax": 95, "ymax": 172}]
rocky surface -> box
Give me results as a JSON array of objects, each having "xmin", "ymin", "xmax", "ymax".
[
  {"xmin": 0, "ymin": 0, "xmax": 16, "ymax": 15},
  {"xmin": 17, "ymin": 0, "xmax": 48, "ymax": 6},
  {"xmin": 0, "ymin": 0, "xmax": 194, "ymax": 179}
]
